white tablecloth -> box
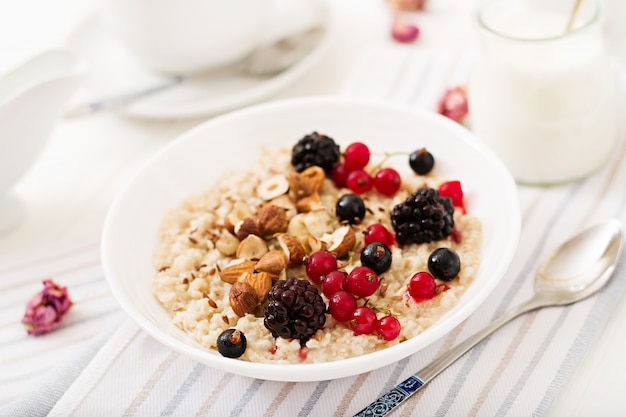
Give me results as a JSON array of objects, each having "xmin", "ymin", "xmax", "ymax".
[{"xmin": 2, "ymin": 1, "xmax": 626, "ymax": 416}]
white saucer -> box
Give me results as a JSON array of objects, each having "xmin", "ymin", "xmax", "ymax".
[{"xmin": 64, "ymin": 4, "xmax": 332, "ymax": 120}]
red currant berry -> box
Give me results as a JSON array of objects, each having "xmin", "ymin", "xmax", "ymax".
[
  {"xmin": 349, "ymin": 306, "xmax": 377, "ymax": 335},
  {"xmin": 407, "ymin": 271, "xmax": 436, "ymax": 302},
  {"xmin": 376, "ymin": 314, "xmax": 401, "ymax": 341},
  {"xmin": 364, "ymin": 223, "xmax": 395, "ymax": 248},
  {"xmin": 346, "ymin": 169, "xmax": 374, "ymax": 194},
  {"xmin": 329, "ymin": 290, "xmax": 357, "ymax": 322},
  {"xmin": 344, "ymin": 142, "xmax": 370, "ymax": 171},
  {"xmin": 346, "ymin": 266, "xmax": 379, "ymax": 298},
  {"xmin": 438, "ymin": 180, "xmax": 466, "ymax": 214},
  {"xmin": 332, "ymin": 162, "xmax": 349, "ymax": 189},
  {"xmin": 321, "ymin": 270, "xmax": 348, "ymax": 298},
  {"xmin": 306, "ymin": 251, "xmax": 338, "ymax": 284},
  {"xmin": 373, "ymin": 168, "xmax": 402, "ymax": 196}
]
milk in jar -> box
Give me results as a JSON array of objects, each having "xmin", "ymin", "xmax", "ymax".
[{"xmin": 468, "ymin": 0, "xmax": 618, "ymax": 184}]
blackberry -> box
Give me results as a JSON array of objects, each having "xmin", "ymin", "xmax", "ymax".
[
  {"xmin": 263, "ymin": 278, "xmax": 326, "ymax": 345},
  {"xmin": 390, "ymin": 187, "xmax": 454, "ymax": 244},
  {"xmin": 291, "ymin": 132, "xmax": 341, "ymax": 175}
]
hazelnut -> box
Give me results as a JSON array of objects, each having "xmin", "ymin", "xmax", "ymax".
[
  {"xmin": 224, "ymin": 201, "xmax": 253, "ymax": 233},
  {"xmin": 288, "ymin": 166, "xmax": 325, "ymax": 200},
  {"xmin": 235, "ymin": 218, "xmax": 260, "ymax": 241},
  {"xmin": 258, "ymin": 174, "xmax": 290, "ymax": 201},
  {"xmin": 236, "ymin": 234, "xmax": 269, "ymax": 260},
  {"xmin": 276, "ymin": 233, "xmax": 306, "ymax": 265},
  {"xmin": 256, "ymin": 205, "xmax": 288, "ymax": 237},
  {"xmin": 323, "ymin": 226, "xmax": 357, "ymax": 258},
  {"xmin": 255, "ymin": 250, "xmax": 287, "ymax": 276},
  {"xmin": 229, "ymin": 281, "xmax": 259, "ymax": 317}
]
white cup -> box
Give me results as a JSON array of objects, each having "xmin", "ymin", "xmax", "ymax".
[{"xmin": 97, "ymin": 0, "xmax": 322, "ymax": 75}]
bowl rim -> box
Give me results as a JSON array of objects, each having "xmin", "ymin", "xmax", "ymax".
[{"xmin": 101, "ymin": 96, "xmax": 521, "ymax": 381}]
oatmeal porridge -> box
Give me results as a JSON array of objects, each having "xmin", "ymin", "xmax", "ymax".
[{"xmin": 152, "ymin": 133, "xmax": 482, "ymax": 364}]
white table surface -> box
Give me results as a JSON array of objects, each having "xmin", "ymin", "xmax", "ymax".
[{"xmin": 2, "ymin": 0, "xmax": 626, "ymax": 415}]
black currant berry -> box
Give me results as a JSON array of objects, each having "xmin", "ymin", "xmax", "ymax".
[
  {"xmin": 360, "ymin": 242, "xmax": 392, "ymax": 275},
  {"xmin": 216, "ymin": 329, "xmax": 247, "ymax": 358},
  {"xmin": 427, "ymin": 248, "xmax": 460, "ymax": 281},
  {"xmin": 409, "ymin": 148, "xmax": 435, "ymax": 175},
  {"xmin": 336, "ymin": 194, "xmax": 366, "ymax": 224}
]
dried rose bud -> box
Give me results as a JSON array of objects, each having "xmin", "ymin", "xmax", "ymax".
[
  {"xmin": 391, "ymin": 17, "xmax": 419, "ymax": 43},
  {"xmin": 388, "ymin": 0, "xmax": 427, "ymax": 11},
  {"xmin": 437, "ymin": 86, "xmax": 469, "ymax": 123},
  {"xmin": 22, "ymin": 280, "xmax": 72, "ymax": 335}
]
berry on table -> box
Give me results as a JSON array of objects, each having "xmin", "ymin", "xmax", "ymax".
[
  {"xmin": 336, "ymin": 194, "xmax": 366, "ymax": 224},
  {"xmin": 291, "ymin": 132, "xmax": 341, "ymax": 175},
  {"xmin": 409, "ymin": 148, "xmax": 435, "ymax": 175},
  {"xmin": 376, "ymin": 314, "xmax": 401, "ymax": 341},
  {"xmin": 428, "ymin": 248, "xmax": 461, "ymax": 281},
  {"xmin": 346, "ymin": 266, "xmax": 380, "ymax": 298},
  {"xmin": 346, "ymin": 169, "xmax": 374, "ymax": 194},
  {"xmin": 306, "ymin": 250, "xmax": 338, "ymax": 284},
  {"xmin": 374, "ymin": 167, "xmax": 402, "ymax": 196},
  {"xmin": 390, "ymin": 187, "xmax": 454, "ymax": 244},
  {"xmin": 344, "ymin": 142, "xmax": 371, "ymax": 171},
  {"xmin": 349, "ymin": 306, "xmax": 377, "ymax": 335},
  {"xmin": 407, "ymin": 271, "xmax": 436, "ymax": 302},
  {"xmin": 329, "ymin": 290, "xmax": 358, "ymax": 322},
  {"xmin": 263, "ymin": 278, "xmax": 327, "ymax": 345},
  {"xmin": 360, "ymin": 242, "xmax": 393, "ymax": 275},
  {"xmin": 216, "ymin": 328, "xmax": 247, "ymax": 358},
  {"xmin": 321, "ymin": 270, "xmax": 348, "ymax": 298},
  {"xmin": 364, "ymin": 223, "xmax": 396, "ymax": 248}
]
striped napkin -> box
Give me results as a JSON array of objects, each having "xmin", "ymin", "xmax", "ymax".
[{"xmin": 2, "ymin": 47, "xmax": 626, "ymax": 417}]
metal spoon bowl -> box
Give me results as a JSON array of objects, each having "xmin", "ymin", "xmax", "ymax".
[{"xmin": 354, "ymin": 218, "xmax": 624, "ymax": 417}]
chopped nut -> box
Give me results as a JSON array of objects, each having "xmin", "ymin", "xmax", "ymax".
[
  {"xmin": 288, "ymin": 166, "xmax": 325, "ymax": 200},
  {"xmin": 276, "ymin": 233, "xmax": 306, "ymax": 265},
  {"xmin": 268, "ymin": 194, "xmax": 298, "ymax": 220},
  {"xmin": 258, "ymin": 174, "xmax": 290, "ymax": 200},
  {"xmin": 323, "ymin": 226, "xmax": 357, "ymax": 258},
  {"xmin": 208, "ymin": 298, "xmax": 218, "ymax": 308},
  {"xmin": 229, "ymin": 281, "xmax": 259, "ymax": 317},
  {"xmin": 215, "ymin": 233, "xmax": 239, "ymax": 256},
  {"xmin": 256, "ymin": 205, "xmax": 288, "ymax": 237},
  {"xmin": 235, "ymin": 218, "xmax": 260, "ymax": 240},
  {"xmin": 298, "ymin": 234, "xmax": 324, "ymax": 255},
  {"xmin": 224, "ymin": 201, "xmax": 253, "ymax": 233},
  {"xmin": 219, "ymin": 260, "xmax": 257, "ymax": 284},
  {"xmin": 236, "ymin": 234, "xmax": 269, "ymax": 260},
  {"xmin": 296, "ymin": 192, "xmax": 322, "ymax": 213},
  {"xmin": 255, "ymin": 250, "xmax": 287, "ymax": 276}
]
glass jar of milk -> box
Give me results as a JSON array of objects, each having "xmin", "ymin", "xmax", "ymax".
[{"xmin": 468, "ymin": 0, "xmax": 618, "ymax": 185}]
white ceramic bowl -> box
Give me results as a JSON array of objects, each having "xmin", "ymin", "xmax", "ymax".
[{"xmin": 101, "ymin": 97, "xmax": 521, "ymax": 381}]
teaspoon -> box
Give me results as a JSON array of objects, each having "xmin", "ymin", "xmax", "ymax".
[{"xmin": 354, "ymin": 218, "xmax": 624, "ymax": 417}]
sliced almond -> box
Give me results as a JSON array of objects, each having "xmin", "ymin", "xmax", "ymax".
[
  {"xmin": 219, "ymin": 260, "xmax": 257, "ymax": 284},
  {"xmin": 256, "ymin": 204, "xmax": 288, "ymax": 237},
  {"xmin": 276, "ymin": 233, "xmax": 306, "ymax": 265},
  {"xmin": 255, "ymin": 250, "xmax": 287, "ymax": 276},
  {"xmin": 268, "ymin": 194, "xmax": 298, "ymax": 220},
  {"xmin": 242, "ymin": 271, "xmax": 273, "ymax": 301},
  {"xmin": 229, "ymin": 281, "xmax": 259, "ymax": 317},
  {"xmin": 323, "ymin": 225, "xmax": 357, "ymax": 258},
  {"xmin": 236, "ymin": 234, "xmax": 269, "ymax": 260},
  {"xmin": 258, "ymin": 174, "xmax": 290, "ymax": 201},
  {"xmin": 215, "ymin": 232, "xmax": 239, "ymax": 256},
  {"xmin": 224, "ymin": 201, "xmax": 253, "ymax": 233},
  {"xmin": 234, "ymin": 218, "xmax": 260, "ymax": 240}
]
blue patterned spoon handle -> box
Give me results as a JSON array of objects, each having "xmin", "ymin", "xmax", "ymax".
[{"xmin": 353, "ymin": 375, "xmax": 425, "ymax": 417}]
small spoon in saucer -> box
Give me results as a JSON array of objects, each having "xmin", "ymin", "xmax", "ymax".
[
  {"xmin": 354, "ymin": 218, "xmax": 624, "ymax": 417},
  {"xmin": 64, "ymin": 27, "xmax": 324, "ymax": 118}
]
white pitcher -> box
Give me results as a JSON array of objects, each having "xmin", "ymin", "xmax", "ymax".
[{"xmin": 0, "ymin": 49, "xmax": 87, "ymax": 233}]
